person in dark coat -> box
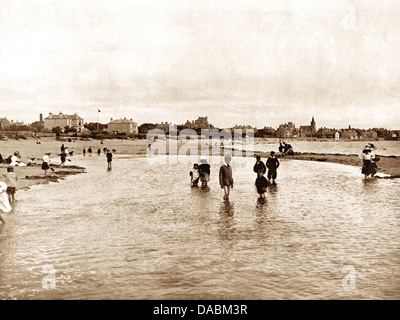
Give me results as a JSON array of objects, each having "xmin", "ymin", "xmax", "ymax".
[
  {"xmin": 279, "ymin": 142, "xmax": 285, "ymax": 154},
  {"xmin": 198, "ymin": 157, "xmax": 211, "ymax": 187},
  {"xmin": 106, "ymin": 150, "xmax": 113, "ymax": 169},
  {"xmin": 219, "ymin": 156, "xmax": 233, "ymax": 200},
  {"xmin": 266, "ymin": 151, "xmax": 280, "ymax": 184},
  {"xmin": 60, "ymin": 151, "xmax": 67, "ymax": 166},
  {"xmin": 255, "ymin": 171, "xmax": 268, "ymax": 201},
  {"xmin": 253, "ymin": 155, "xmax": 266, "ymax": 175}
]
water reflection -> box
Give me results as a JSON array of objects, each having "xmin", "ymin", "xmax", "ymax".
[
  {"xmin": 255, "ymin": 199, "xmax": 267, "ymax": 224},
  {"xmin": 256, "ymin": 197, "xmax": 267, "ymax": 208},
  {"xmin": 199, "ymin": 186, "xmax": 211, "ymax": 194},
  {"xmin": 1, "ymin": 157, "xmax": 400, "ymax": 299},
  {"xmin": 218, "ymin": 200, "xmax": 236, "ymax": 241},
  {"xmin": 268, "ymin": 183, "xmax": 278, "ymax": 195},
  {"xmin": 220, "ymin": 200, "xmax": 234, "ymax": 216}
]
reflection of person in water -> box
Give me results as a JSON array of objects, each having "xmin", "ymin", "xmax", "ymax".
[
  {"xmin": 360, "ymin": 144, "xmax": 378, "ymax": 179},
  {"xmin": 218, "ymin": 200, "xmax": 236, "ymax": 242}
]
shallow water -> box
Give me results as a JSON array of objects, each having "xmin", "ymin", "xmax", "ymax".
[{"xmin": 0, "ymin": 155, "xmax": 399, "ymax": 299}]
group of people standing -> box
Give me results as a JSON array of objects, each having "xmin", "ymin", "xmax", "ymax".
[
  {"xmin": 190, "ymin": 151, "xmax": 280, "ymax": 201},
  {"xmin": 82, "ymin": 146, "xmax": 112, "ymax": 169},
  {"xmin": 254, "ymin": 152, "xmax": 280, "ymax": 201},
  {"xmin": 190, "ymin": 156, "xmax": 233, "ymax": 200}
]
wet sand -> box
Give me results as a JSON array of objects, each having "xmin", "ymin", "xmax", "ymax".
[
  {"xmin": 0, "ymin": 137, "xmax": 149, "ymax": 191},
  {"xmin": 0, "ymin": 163, "xmax": 85, "ymax": 191}
]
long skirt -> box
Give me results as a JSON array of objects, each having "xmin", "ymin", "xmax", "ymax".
[
  {"xmin": 0, "ymin": 182, "xmax": 12, "ymax": 213},
  {"xmin": 362, "ymin": 160, "xmax": 377, "ymax": 175}
]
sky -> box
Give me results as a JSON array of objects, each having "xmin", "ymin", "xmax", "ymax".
[{"xmin": 0, "ymin": 0, "xmax": 399, "ymax": 129}]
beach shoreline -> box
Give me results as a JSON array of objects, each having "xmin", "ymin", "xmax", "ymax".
[
  {"xmin": 0, "ymin": 163, "xmax": 86, "ymax": 191},
  {"xmin": 1, "ymin": 137, "xmax": 399, "ymax": 195},
  {"xmin": 221, "ymin": 147, "xmax": 400, "ymax": 177},
  {"xmin": 263, "ymin": 152, "xmax": 400, "ymax": 177}
]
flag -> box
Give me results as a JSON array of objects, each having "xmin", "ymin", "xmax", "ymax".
[{"xmin": 98, "ymin": 109, "xmax": 101, "ymax": 112}]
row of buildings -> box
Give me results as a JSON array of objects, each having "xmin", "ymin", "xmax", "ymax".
[
  {"xmin": 276, "ymin": 117, "xmax": 318, "ymax": 138},
  {"xmin": 1, "ymin": 113, "xmax": 212, "ymax": 135},
  {"xmin": 0, "ymin": 117, "xmax": 24, "ymax": 129},
  {"xmin": 8, "ymin": 112, "xmax": 140, "ymax": 135},
  {"xmin": 42, "ymin": 112, "xmax": 139, "ymax": 134},
  {"xmin": 1, "ymin": 113, "xmax": 398, "ymax": 140},
  {"xmin": 274, "ymin": 118, "xmax": 381, "ymax": 140}
]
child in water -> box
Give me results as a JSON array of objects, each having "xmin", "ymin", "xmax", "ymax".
[
  {"xmin": 190, "ymin": 163, "xmax": 200, "ymax": 187},
  {"xmin": 266, "ymin": 151, "xmax": 280, "ymax": 185},
  {"xmin": 255, "ymin": 171, "xmax": 269, "ymax": 202}
]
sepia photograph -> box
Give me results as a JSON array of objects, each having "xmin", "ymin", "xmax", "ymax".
[{"xmin": 0, "ymin": 0, "xmax": 399, "ymax": 304}]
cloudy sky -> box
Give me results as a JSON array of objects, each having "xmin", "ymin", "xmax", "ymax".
[{"xmin": 0, "ymin": 0, "xmax": 399, "ymax": 129}]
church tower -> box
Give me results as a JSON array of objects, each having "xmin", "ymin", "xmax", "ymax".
[{"xmin": 311, "ymin": 117, "xmax": 316, "ymax": 133}]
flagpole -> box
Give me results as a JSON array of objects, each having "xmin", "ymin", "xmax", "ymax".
[{"xmin": 97, "ymin": 109, "xmax": 99, "ymax": 131}]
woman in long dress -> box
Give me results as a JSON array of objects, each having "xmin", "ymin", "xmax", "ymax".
[
  {"xmin": 361, "ymin": 145, "xmax": 377, "ymax": 178},
  {"xmin": 0, "ymin": 181, "xmax": 12, "ymax": 223}
]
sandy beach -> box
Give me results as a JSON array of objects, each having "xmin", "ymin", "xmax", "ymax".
[{"xmin": 1, "ymin": 136, "xmax": 399, "ymax": 194}]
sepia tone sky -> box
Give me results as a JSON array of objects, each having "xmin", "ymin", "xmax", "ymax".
[{"xmin": 0, "ymin": 0, "xmax": 399, "ymax": 129}]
